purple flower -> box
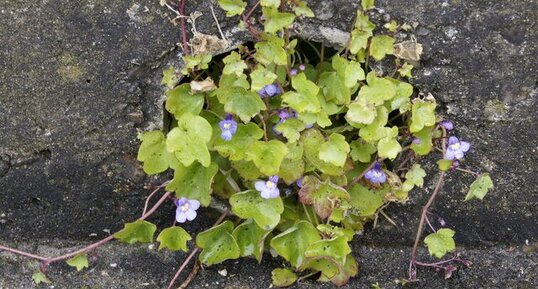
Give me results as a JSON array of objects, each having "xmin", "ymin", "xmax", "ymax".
[
  {"xmin": 299, "ymin": 64, "xmax": 306, "ymax": 71},
  {"xmin": 273, "ymin": 108, "xmax": 297, "ymax": 135},
  {"xmin": 411, "ymin": 137, "xmax": 421, "ymax": 144},
  {"xmin": 290, "ymin": 68, "xmax": 298, "ymax": 76},
  {"xmin": 296, "ymin": 177, "xmax": 304, "ymax": 188},
  {"xmin": 255, "ymin": 175, "xmax": 280, "ymax": 199},
  {"xmin": 257, "ymin": 84, "xmax": 282, "ymax": 98},
  {"xmin": 364, "ymin": 162, "xmax": 387, "ymax": 184},
  {"xmin": 445, "ymin": 136, "xmax": 470, "ymax": 160},
  {"xmin": 439, "ymin": 120, "xmax": 454, "ymax": 131},
  {"xmin": 175, "ymin": 197, "xmax": 200, "ymax": 223},
  {"xmin": 218, "ymin": 114, "xmax": 237, "ymax": 141}
]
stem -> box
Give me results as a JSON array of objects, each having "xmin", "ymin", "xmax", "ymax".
[
  {"xmin": 219, "ymin": 168, "xmax": 241, "ymax": 193},
  {"xmin": 167, "ymin": 211, "xmax": 229, "ymax": 289},
  {"xmin": 142, "ymin": 181, "xmax": 171, "ymax": 217},
  {"xmin": 179, "ymin": 0, "xmax": 189, "ymax": 54},
  {"xmin": 408, "ymin": 171, "xmax": 446, "ymax": 280},
  {"xmin": 424, "ymin": 214, "xmax": 436, "ymax": 233},
  {"xmin": 258, "ymin": 114, "xmax": 268, "ymax": 141},
  {"xmin": 177, "ymin": 261, "xmax": 200, "ymax": 289},
  {"xmin": 242, "ymin": 0, "xmax": 262, "ymax": 40},
  {"xmin": 455, "ymin": 167, "xmax": 480, "ymax": 176},
  {"xmin": 315, "ymin": 43, "xmax": 325, "ymax": 83},
  {"xmin": 0, "ymin": 190, "xmax": 172, "ymax": 268}
]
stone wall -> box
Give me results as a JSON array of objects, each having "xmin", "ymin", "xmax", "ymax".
[{"xmin": 0, "ymin": 0, "xmax": 536, "ymax": 288}]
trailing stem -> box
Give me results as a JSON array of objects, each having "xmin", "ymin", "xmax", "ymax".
[
  {"xmin": 408, "ymin": 171, "xmax": 446, "ymax": 280},
  {"xmin": 167, "ymin": 211, "xmax": 229, "ymax": 289},
  {"xmin": 0, "ymin": 187, "xmax": 172, "ymax": 270}
]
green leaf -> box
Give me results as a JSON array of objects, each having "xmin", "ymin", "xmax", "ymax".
[
  {"xmin": 370, "ymin": 35, "xmax": 395, "ymax": 61},
  {"xmin": 359, "ymin": 106, "xmax": 389, "ymax": 142},
  {"xmin": 66, "ymin": 254, "xmax": 89, "ymax": 271},
  {"xmin": 319, "ymin": 72, "xmax": 350, "ymax": 105},
  {"xmin": 262, "ymin": 7, "xmax": 296, "ymax": 34},
  {"xmin": 232, "ymin": 160, "xmax": 263, "ymax": 180},
  {"xmin": 250, "ymin": 65, "xmax": 278, "ymax": 91},
  {"xmin": 283, "ymin": 73, "xmax": 321, "ymax": 113},
  {"xmin": 114, "ymin": 220, "xmax": 157, "ymax": 244},
  {"xmin": 349, "ymin": 29, "xmax": 371, "ymax": 55},
  {"xmin": 345, "ymin": 100, "xmax": 376, "ymax": 125},
  {"xmin": 305, "ymin": 236, "xmax": 351, "ymax": 265},
  {"xmin": 354, "ymin": 12, "xmax": 375, "ymax": 33},
  {"xmin": 358, "ymin": 72, "xmax": 397, "ymax": 106},
  {"xmin": 230, "ymin": 190, "xmax": 284, "ymax": 230},
  {"xmin": 348, "ymin": 184, "xmax": 385, "ymax": 217},
  {"xmin": 181, "ymin": 54, "xmax": 212, "ymax": 74},
  {"xmin": 161, "ymin": 66, "xmax": 179, "ymax": 88},
  {"xmin": 278, "ymin": 143, "xmax": 304, "ymax": 184},
  {"xmin": 165, "ymin": 84, "xmax": 205, "ymax": 118},
  {"xmin": 137, "ymin": 131, "xmax": 180, "ymax": 175},
  {"xmin": 293, "ymin": 0, "xmax": 314, "ymax": 17},
  {"xmin": 301, "ymin": 129, "xmax": 345, "ymax": 176},
  {"xmin": 361, "ymin": 0, "xmax": 375, "ymax": 10},
  {"xmin": 219, "ymin": 73, "xmax": 250, "ymax": 90},
  {"xmin": 398, "ymin": 63, "xmax": 414, "ymax": 78},
  {"xmin": 261, "ymin": 0, "xmax": 280, "ymax": 8},
  {"xmin": 246, "ymin": 140, "xmax": 288, "ymax": 176},
  {"xmin": 270, "ymin": 221, "xmax": 322, "ymax": 267},
  {"xmin": 157, "ymin": 227, "xmax": 192, "ymax": 252},
  {"xmin": 214, "ymin": 122, "xmax": 264, "ymax": 161},
  {"xmin": 377, "ymin": 136, "xmax": 402, "ymax": 160},
  {"xmin": 437, "ymin": 159, "xmax": 453, "ymax": 171},
  {"xmin": 223, "ymin": 51, "xmax": 248, "ymax": 76},
  {"xmin": 218, "ymin": 87, "xmax": 267, "ymax": 122},
  {"xmin": 402, "ymin": 164, "xmax": 427, "ymax": 192},
  {"xmin": 345, "ymin": 60, "xmax": 365, "ymax": 88},
  {"xmin": 327, "ymin": 255, "xmax": 359, "ymax": 286},
  {"xmin": 167, "ymin": 113, "xmax": 212, "ymax": 167},
  {"xmin": 217, "ymin": 0, "xmax": 247, "ymax": 16},
  {"xmin": 349, "ymin": 139, "xmax": 377, "ymax": 163},
  {"xmin": 166, "ymin": 162, "xmax": 218, "ymax": 206},
  {"xmin": 411, "ymin": 126, "xmax": 434, "ymax": 155},
  {"xmin": 255, "ymin": 35, "xmax": 287, "ymax": 66},
  {"xmin": 299, "ymin": 176, "xmax": 350, "ymax": 219},
  {"xmin": 197, "ymin": 221, "xmax": 240, "ymax": 265},
  {"xmin": 465, "ymin": 173, "xmax": 493, "ymax": 201},
  {"xmin": 232, "ymin": 219, "xmax": 271, "ymax": 262},
  {"xmin": 410, "ymin": 100, "xmax": 437, "ymax": 133},
  {"xmin": 319, "ymin": 133, "xmax": 350, "ymax": 167},
  {"xmin": 424, "ymin": 228, "xmax": 456, "ymax": 258},
  {"xmin": 272, "ymin": 268, "xmax": 298, "ymax": 287},
  {"xmin": 274, "ymin": 118, "xmax": 307, "ymax": 143},
  {"xmin": 32, "ymin": 271, "xmax": 52, "ymax": 285}
]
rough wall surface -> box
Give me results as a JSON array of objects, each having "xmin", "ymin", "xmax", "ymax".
[{"xmin": 0, "ymin": 0, "xmax": 536, "ymax": 288}]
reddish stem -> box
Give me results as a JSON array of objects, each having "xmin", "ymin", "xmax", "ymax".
[
  {"xmin": 0, "ymin": 190, "xmax": 172, "ymax": 269},
  {"xmin": 179, "ymin": 0, "xmax": 190, "ymax": 54},
  {"xmin": 167, "ymin": 211, "xmax": 229, "ymax": 289}
]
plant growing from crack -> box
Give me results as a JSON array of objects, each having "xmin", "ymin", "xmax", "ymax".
[{"xmin": 0, "ymin": 0, "xmax": 494, "ymax": 287}]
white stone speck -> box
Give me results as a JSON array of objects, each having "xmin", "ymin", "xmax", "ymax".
[{"xmin": 218, "ymin": 269, "xmax": 228, "ymax": 277}]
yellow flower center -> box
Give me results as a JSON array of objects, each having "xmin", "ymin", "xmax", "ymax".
[
  {"xmin": 223, "ymin": 123, "xmax": 231, "ymax": 129},
  {"xmin": 181, "ymin": 203, "xmax": 190, "ymax": 212},
  {"xmin": 266, "ymin": 181, "xmax": 275, "ymax": 189},
  {"xmin": 451, "ymin": 142, "xmax": 460, "ymax": 150}
]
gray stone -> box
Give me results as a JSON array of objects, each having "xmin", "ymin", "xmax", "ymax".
[{"xmin": 0, "ymin": 0, "xmax": 536, "ymax": 287}]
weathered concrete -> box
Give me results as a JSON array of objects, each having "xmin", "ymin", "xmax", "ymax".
[{"xmin": 0, "ymin": 0, "xmax": 536, "ymax": 287}]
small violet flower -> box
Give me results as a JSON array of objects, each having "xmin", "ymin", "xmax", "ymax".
[
  {"xmin": 296, "ymin": 177, "xmax": 304, "ymax": 188},
  {"xmin": 364, "ymin": 162, "xmax": 387, "ymax": 184},
  {"xmin": 290, "ymin": 68, "xmax": 298, "ymax": 76},
  {"xmin": 218, "ymin": 114, "xmax": 237, "ymax": 141},
  {"xmin": 257, "ymin": 84, "xmax": 282, "ymax": 98},
  {"xmin": 439, "ymin": 120, "xmax": 454, "ymax": 131},
  {"xmin": 445, "ymin": 136, "xmax": 470, "ymax": 160},
  {"xmin": 255, "ymin": 175, "xmax": 280, "ymax": 199},
  {"xmin": 299, "ymin": 64, "xmax": 306, "ymax": 71},
  {"xmin": 175, "ymin": 197, "xmax": 200, "ymax": 223},
  {"xmin": 273, "ymin": 108, "xmax": 297, "ymax": 135}
]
